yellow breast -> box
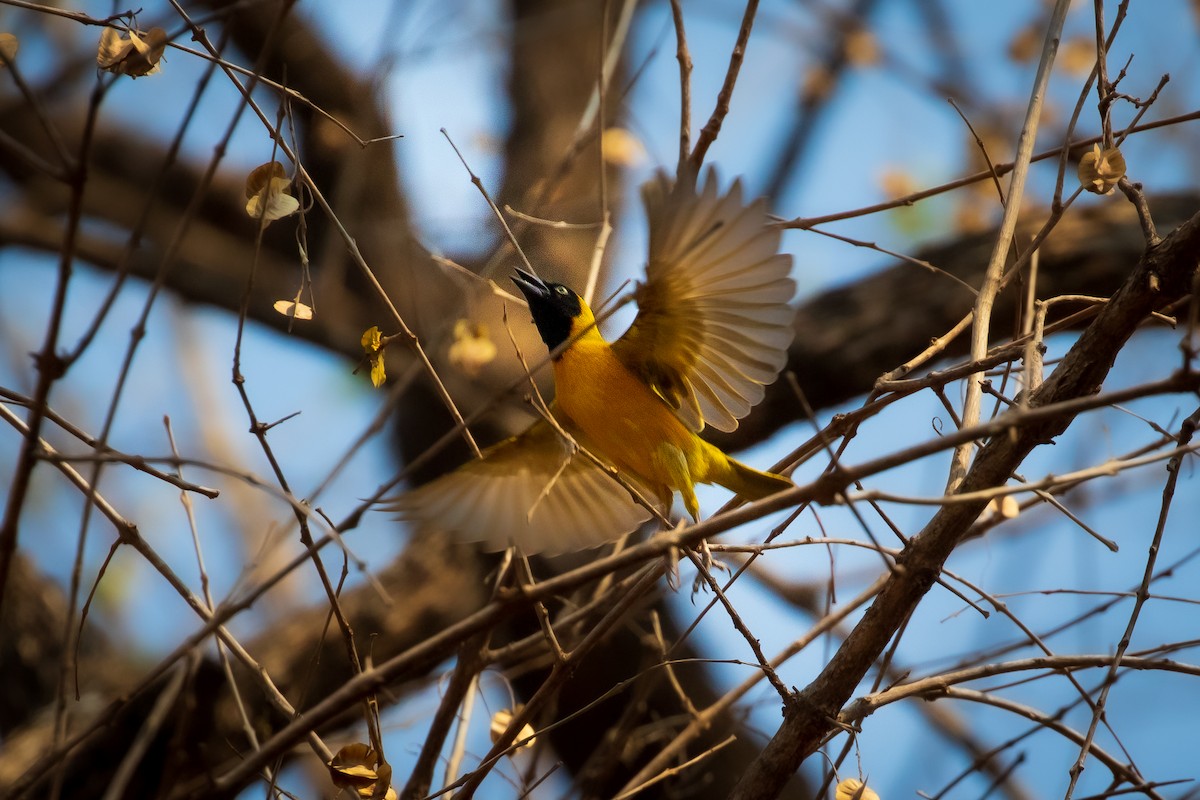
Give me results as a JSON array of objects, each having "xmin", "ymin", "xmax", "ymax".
[{"xmin": 553, "ymin": 337, "xmax": 699, "ymax": 488}]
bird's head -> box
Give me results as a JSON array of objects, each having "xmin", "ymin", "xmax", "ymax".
[{"xmin": 511, "ymin": 269, "xmax": 595, "ymax": 354}]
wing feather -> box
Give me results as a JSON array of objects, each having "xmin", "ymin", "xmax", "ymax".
[
  {"xmin": 382, "ymin": 414, "xmax": 660, "ymax": 555},
  {"xmin": 612, "ymin": 168, "xmax": 796, "ymax": 432}
]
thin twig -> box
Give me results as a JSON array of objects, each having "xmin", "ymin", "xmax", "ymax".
[
  {"xmin": 100, "ymin": 660, "xmax": 192, "ymax": 800},
  {"xmin": 616, "ymin": 576, "xmax": 888, "ymax": 798},
  {"xmin": 403, "ymin": 636, "xmax": 488, "ymax": 799},
  {"xmin": 166, "ymin": 416, "xmax": 267, "ymax": 777},
  {"xmin": 453, "ymin": 565, "xmax": 664, "ymax": 799},
  {"xmin": 668, "ymin": 0, "xmax": 692, "ymax": 171},
  {"xmin": 613, "ymin": 735, "xmax": 737, "ymax": 800},
  {"xmin": 442, "ymin": 127, "xmax": 539, "ymax": 280},
  {"xmin": 1066, "ymin": 406, "xmax": 1200, "ymax": 799},
  {"xmin": 783, "ymin": 109, "xmax": 1200, "ymax": 231},
  {"xmin": 689, "ymin": 0, "xmax": 759, "ymax": 167},
  {"xmin": 947, "ymin": 0, "xmax": 1071, "ymax": 492},
  {"xmin": 171, "ymin": 3, "xmax": 481, "ymax": 458}
]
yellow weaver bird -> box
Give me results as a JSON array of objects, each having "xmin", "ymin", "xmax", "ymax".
[{"xmin": 386, "ymin": 169, "xmax": 795, "ymax": 554}]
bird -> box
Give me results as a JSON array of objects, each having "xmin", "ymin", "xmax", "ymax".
[{"xmin": 385, "ymin": 169, "xmax": 796, "ymax": 555}]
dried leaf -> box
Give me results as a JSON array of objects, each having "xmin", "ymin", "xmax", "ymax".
[
  {"xmin": 97, "ymin": 27, "xmax": 166, "ymax": 77},
  {"xmin": 1007, "ymin": 24, "xmax": 1040, "ymax": 62},
  {"xmin": 985, "ymin": 495, "xmax": 1020, "ymax": 520},
  {"xmin": 0, "ymin": 33, "xmax": 18, "ymax": 67},
  {"xmin": 361, "ymin": 326, "xmax": 386, "ymax": 388},
  {"xmin": 328, "ymin": 743, "xmax": 396, "ymax": 799},
  {"xmin": 878, "ymin": 167, "xmax": 917, "ymax": 200},
  {"xmin": 490, "ymin": 706, "xmax": 536, "ymax": 749},
  {"xmin": 273, "ymin": 300, "xmax": 313, "ymax": 320},
  {"xmin": 1000, "ymin": 495, "xmax": 1019, "ymax": 519},
  {"xmin": 245, "ymin": 161, "xmax": 286, "ymax": 197},
  {"xmin": 1060, "ymin": 36, "xmax": 1096, "ymax": 75},
  {"xmin": 370, "ymin": 355, "xmax": 386, "ymax": 388},
  {"xmin": 1077, "ymin": 143, "xmax": 1126, "ymax": 195},
  {"xmin": 361, "ymin": 326, "xmax": 382, "ymax": 353},
  {"xmin": 845, "ymin": 27, "xmax": 879, "ymax": 66},
  {"xmin": 601, "ymin": 127, "xmax": 646, "ymax": 167},
  {"xmin": 245, "ymin": 183, "xmax": 299, "ymax": 222},
  {"xmin": 328, "ymin": 742, "xmax": 377, "ymax": 789},
  {"xmin": 802, "ymin": 64, "xmax": 834, "ymax": 101},
  {"xmin": 836, "ymin": 778, "xmax": 881, "ymax": 800},
  {"xmin": 448, "ymin": 319, "xmax": 496, "ymax": 377},
  {"xmin": 245, "ymin": 161, "xmax": 299, "ymax": 223}
]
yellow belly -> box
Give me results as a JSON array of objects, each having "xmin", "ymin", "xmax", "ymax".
[{"xmin": 553, "ymin": 339, "xmax": 702, "ymax": 491}]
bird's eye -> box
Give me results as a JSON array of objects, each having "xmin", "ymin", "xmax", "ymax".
[{"xmin": 555, "ymin": 285, "xmax": 569, "ymax": 295}]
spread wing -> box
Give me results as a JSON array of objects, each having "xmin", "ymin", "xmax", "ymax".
[
  {"xmin": 611, "ymin": 169, "xmax": 796, "ymax": 433},
  {"xmin": 381, "ymin": 413, "xmax": 661, "ymax": 555}
]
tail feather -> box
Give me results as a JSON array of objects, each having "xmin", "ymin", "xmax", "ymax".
[{"xmin": 712, "ymin": 453, "xmax": 792, "ymax": 501}]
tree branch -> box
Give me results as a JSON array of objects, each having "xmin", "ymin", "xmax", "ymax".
[{"xmin": 729, "ymin": 206, "xmax": 1200, "ymax": 798}]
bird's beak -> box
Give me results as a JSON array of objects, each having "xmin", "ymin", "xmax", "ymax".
[{"xmin": 511, "ymin": 268, "xmax": 551, "ymax": 306}]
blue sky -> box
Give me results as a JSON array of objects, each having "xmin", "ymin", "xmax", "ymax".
[{"xmin": 2, "ymin": 1, "xmax": 1199, "ymax": 797}]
